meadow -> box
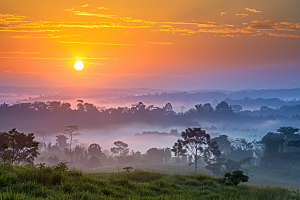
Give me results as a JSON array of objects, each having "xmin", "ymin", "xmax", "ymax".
[
  {"xmin": 89, "ymin": 163, "xmax": 300, "ymax": 188},
  {"xmin": 1, "ymin": 163, "xmax": 300, "ymax": 200}
]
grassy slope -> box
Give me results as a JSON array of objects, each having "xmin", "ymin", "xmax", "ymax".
[
  {"xmin": 89, "ymin": 164, "xmax": 300, "ymax": 188},
  {"xmin": 0, "ymin": 164, "xmax": 299, "ymax": 200}
]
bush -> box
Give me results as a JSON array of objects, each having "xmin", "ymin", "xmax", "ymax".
[{"xmin": 223, "ymin": 170, "xmax": 249, "ymax": 186}]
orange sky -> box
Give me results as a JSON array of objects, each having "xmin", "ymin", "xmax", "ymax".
[{"xmin": 1, "ymin": 0, "xmax": 300, "ymax": 90}]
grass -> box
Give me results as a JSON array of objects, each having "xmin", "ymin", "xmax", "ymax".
[
  {"xmin": 0, "ymin": 163, "xmax": 300, "ymax": 199},
  {"xmin": 89, "ymin": 163, "xmax": 300, "ymax": 188}
]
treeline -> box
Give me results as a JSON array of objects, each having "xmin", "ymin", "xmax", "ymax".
[{"xmin": 2, "ymin": 100, "xmax": 300, "ymax": 131}]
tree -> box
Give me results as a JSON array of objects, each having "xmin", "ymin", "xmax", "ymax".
[
  {"xmin": 171, "ymin": 127, "xmax": 220, "ymax": 173},
  {"xmin": 110, "ymin": 141, "xmax": 129, "ymax": 157},
  {"xmin": 260, "ymin": 132, "xmax": 285, "ymax": 168},
  {"xmin": 146, "ymin": 148, "xmax": 165, "ymax": 164},
  {"xmin": 0, "ymin": 128, "xmax": 39, "ymax": 164},
  {"xmin": 64, "ymin": 126, "xmax": 81, "ymax": 151},
  {"xmin": 88, "ymin": 143, "xmax": 105, "ymax": 157},
  {"xmin": 56, "ymin": 135, "xmax": 68, "ymax": 151}
]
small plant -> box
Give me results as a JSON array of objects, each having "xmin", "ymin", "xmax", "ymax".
[
  {"xmin": 123, "ymin": 167, "xmax": 133, "ymax": 172},
  {"xmin": 223, "ymin": 170, "xmax": 249, "ymax": 186},
  {"xmin": 36, "ymin": 163, "xmax": 46, "ymax": 169},
  {"xmin": 53, "ymin": 162, "xmax": 69, "ymax": 171}
]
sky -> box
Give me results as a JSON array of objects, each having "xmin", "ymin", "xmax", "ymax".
[{"xmin": 1, "ymin": 0, "xmax": 300, "ymax": 90}]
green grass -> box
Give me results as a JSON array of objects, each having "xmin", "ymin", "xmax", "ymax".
[
  {"xmin": 0, "ymin": 163, "xmax": 299, "ymax": 200},
  {"xmin": 89, "ymin": 163, "xmax": 300, "ymax": 188}
]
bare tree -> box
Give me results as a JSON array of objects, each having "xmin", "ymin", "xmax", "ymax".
[
  {"xmin": 64, "ymin": 126, "xmax": 81, "ymax": 151},
  {"xmin": 36, "ymin": 130, "xmax": 50, "ymax": 152}
]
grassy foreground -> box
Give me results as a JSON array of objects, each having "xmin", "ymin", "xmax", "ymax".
[{"xmin": 0, "ymin": 164, "xmax": 299, "ymax": 200}]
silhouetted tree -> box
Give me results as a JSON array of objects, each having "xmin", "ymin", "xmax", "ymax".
[
  {"xmin": 0, "ymin": 128, "xmax": 39, "ymax": 164},
  {"xmin": 171, "ymin": 127, "xmax": 220, "ymax": 173},
  {"xmin": 87, "ymin": 143, "xmax": 105, "ymax": 157},
  {"xmin": 56, "ymin": 135, "xmax": 68, "ymax": 151},
  {"xmin": 146, "ymin": 148, "xmax": 165, "ymax": 164},
  {"xmin": 64, "ymin": 126, "xmax": 81, "ymax": 151},
  {"xmin": 260, "ymin": 132, "xmax": 285, "ymax": 168},
  {"xmin": 111, "ymin": 141, "xmax": 129, "ymax": 157}
]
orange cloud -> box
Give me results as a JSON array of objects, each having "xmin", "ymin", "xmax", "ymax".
[
  {"xmin": 145, "ymin": 42, "xmax": 172, "ymax": 45},
  {"xmin": 235, "ymin": 14, "xmax": 248, "ymax": 17},
  {"xmin": 267, "ymin": 32, "xmax": 300, "ymax": 38},
  {"xmin": 245, "ymin": 8, "xmax": 262, "ymax": 13},
  {"xmin": 248, "ymin": 25, "xmax": 275, "ymax": 30},
  {"xmin": 0, "ymin": 52, "xmax": 39, "ymax": 54},
  {"xmin": 219, "ymin": 12, "xmax": 226, "ymax": 16}
]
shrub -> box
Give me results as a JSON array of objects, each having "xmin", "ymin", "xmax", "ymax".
[{"xmin": 223, "ymin": 170, "xmax": 249, "ymax": 186}]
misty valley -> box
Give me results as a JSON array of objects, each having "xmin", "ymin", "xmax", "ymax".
[{"xmin": 2, "ymin": 88, "xmax": 300, "ymax": 199}]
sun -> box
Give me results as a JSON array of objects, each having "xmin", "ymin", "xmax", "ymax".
[{"xmin": 74, "ymin": 60, "xmax": 84, "ymax": 71}]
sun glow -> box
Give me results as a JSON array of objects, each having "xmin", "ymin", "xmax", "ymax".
[{"xmin": 74, "ymin": 60, "xmax": 84, "ymax": 71}]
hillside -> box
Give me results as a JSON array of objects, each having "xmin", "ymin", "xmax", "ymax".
[{"xmin": 0, "ymin": 164, "xmax": 299, "ymax": 200}]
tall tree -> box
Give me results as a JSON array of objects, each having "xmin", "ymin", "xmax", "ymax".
[
  {"xmin": 64, "ymin": 126, "xmax": 81, "ymax": 151},
  {"xmin": 0, "ymin": 128, "xmax": 39, "ymax": 164},
  {"xmin": 171, "ymin": 127, "xmax": 220, "ymax": 173}
]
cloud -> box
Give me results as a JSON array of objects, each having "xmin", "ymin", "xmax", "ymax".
[
  {"xmin": 0, "ymin": 57, "xmax": 112, "ymax": 60},
  {"xmin": 145, "ymin": 42, "xmax": 172, "ymax": 45},
  {"xmin": 11, "ymin": 34, "xmax": 81, "ymax": 39},
  {"xmin": 219, "ymin": 12, "xmax": 226, "ymax": 16},
  {"xmin": 245, "ymin": 8, "xmax": 262, "ymax": 13},
  {"xmin": 249, "ymin": 25, "xmax": 275, "ymax": 30},
  {"xmin": 97, "ymin": 7, "xmax": 108, "ymax": 10},
  {"xmin": 58, "ymin": 41, "xmax": 134, "ymax": 45},
  {"xmin": 197, "ymin": 28, "xmax": 252, "ymax": 34},
  {"xmin": 64, "ymin": 6, "xmax": 115, "ymax": 18},
  {"xmin": 235, "ymin": 14, "xmax": 248, "ymax": 17},
  {"xmin": 267, "ymin": 32, "xmax": 300, "ymax": 38},
  {"xmin": 0, "ymin": 52, "xmax": 39, "ymax": 54},
  {"xmin": 11, "ymin": 34, "xmax": 61, "ymax": 39}
]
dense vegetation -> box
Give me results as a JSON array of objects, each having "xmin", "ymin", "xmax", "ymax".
[
  {"xmin": 2, "ymin": 99, "xmax": 300, "ymax": 132},
  {"xmin": 0, "ymin": 163, "xmax": 299, "ymax": 200}
]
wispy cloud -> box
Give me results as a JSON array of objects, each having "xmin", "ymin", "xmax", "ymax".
[
  {"xmin": 267, "ymin": 32, "xmax": 300, "ymax": 38},
  {"xmin": 219, "ymin": 12, "xmax": 226, "ymax": 16},
  {"xmin": 145, "ymin": 42, "xmax": 172, "ymax": 45},
  {"xmin": 80, "ymin": 4, "xmax": 89, "ymax": 8},
  {"xmin": 58, "ymin": 41, "xmax": 134, "ymax": 45},
  {"xmin": 235, "ymin": 14, "xmax": 248, "ymax": 17},
  {"xmin": 0, "ymin": 57, "xmax": 112, "ymax": 60},
  {"xmin": 11, "ymin": 34, "xmax": 61, "ymax": 39},
  {"xmin": 0, "ymin": 52, "xmax": 39, "ymax": 54},
  {"xmin": 245, "ymin": 8, "xmax": 262, "ymax": 13},
  {"xmin": 11, "ymin": 34, "xmax": 81, "ymax": 39},
  {"xmin": 248, "ymin": 25, "xmax": 275, "ymax": 30}
]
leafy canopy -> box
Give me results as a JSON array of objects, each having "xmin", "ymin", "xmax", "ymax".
[{"xmin": 0, "ymin": 128, "xmax": 39, "ymax": 165}]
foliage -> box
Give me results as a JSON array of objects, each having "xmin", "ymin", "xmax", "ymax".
[
  {"xmin": 223, "ymin": 170, "xmax": 249, "ymax": 186},
  {"xmin": 87, "ymin": 143, "xmax": 105, "ymax": 157},
  {"xmin": 0, "ymin": 163, "xmax": 298, "ymax": 200},
  {"xmin": 172, "ymin": 127, "xmax": 220, "ymax": 173},
  {"xmin": 53, "ymin": 162, "xmax": 69, "ymax": 171},
  {"xmin": 206, "ymin": 157, "xmax": 252, "ymax": 176},
  {"xmin": 0, "ymin": 128, "xmax": 39, "ymax": 165},
  {"xmin": 123, "ymin": 167, "xmax": 133, "ymax": 172},
  {"xmin": 110, "ymin": 141, "xmax": 129, "ymax": 157},
  {"xmin": 36, "ymin": 163, "xmax": 46, "ymax": 169}
]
